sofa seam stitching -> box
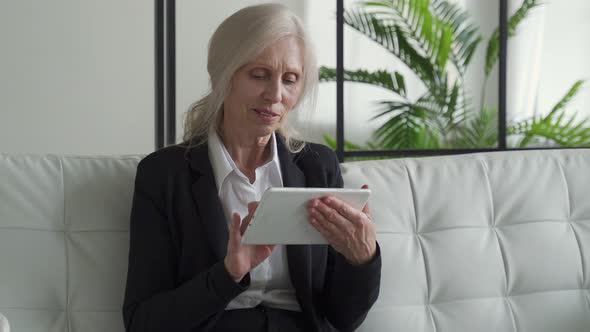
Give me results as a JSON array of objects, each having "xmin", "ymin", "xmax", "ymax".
[
  {"xmin": 401, "ymin": 162, "xmax": 418, "ymax": 235},
  {"xmin": 495, "ymin": 229, "xmax": 517, "ymax": 330},
  {"xmin": 0, "ymin": 227, "xmax": 128, "ymax": 232},
  {"xmin": 555, "ymin": 158, "xmax": 586, "ymax": 289},
  {"xmin": 0, "ymin": 307, "xmax": 121, "ymax": 313},
  {"xmin": 481, "ymin": 158, "xmax": 517, "ymax": 332},
  {"xmin": 420, "ymin": 288, "xmax": 588, "ymax": 305},
  {"xmin": 478, "ymin": 158, "xmax": 495, "ymax": 228},
  {"xmin": 59, "ymin": 157, "xmax": 71, "ymax": 332},
  {"xmin": 403, "ymin": 162, "xmax": 437, "ymax": 332},
  {"xmin": 504, "ymin": 297, "xmax": 518, "ymax": 332}
]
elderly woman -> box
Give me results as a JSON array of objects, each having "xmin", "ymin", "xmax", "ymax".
[{"xmin": 123, "ymin": 4, "xmax": 381, "ymax": 332}]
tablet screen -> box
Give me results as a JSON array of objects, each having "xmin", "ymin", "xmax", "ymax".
[{"xmin": 241, "ymin": 187, "xmax": 370, "ymax": 244}]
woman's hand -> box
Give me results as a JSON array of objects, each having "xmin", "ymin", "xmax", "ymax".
[
  {"xmin": 224, "ymin": 202, "xmax": 275, "ymax": 282},
  {"xmin": 307, "ymin": 185, "xmax": 376, "ymax": 265}
]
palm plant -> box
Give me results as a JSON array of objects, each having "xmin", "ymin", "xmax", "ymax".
[{"xmin": 320, "ymin": 0, "xmax": 590, "ymax": 150}]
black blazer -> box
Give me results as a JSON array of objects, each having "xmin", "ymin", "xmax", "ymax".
[{"xmin": 122, "ymin": 137, "xmax": 381, "ymax": 332}]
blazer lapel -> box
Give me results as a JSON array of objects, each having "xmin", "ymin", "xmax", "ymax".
[
  {"xmin": 276, "ymin": 137, "xmax": 306, "ymax": 188},
  {"xmin": 277, "ymin": 137, "xmax": 313, "ymax": 297},
  {"xmin": 189, "ymin": 143, "xmax": 228, "ymax": 261}
]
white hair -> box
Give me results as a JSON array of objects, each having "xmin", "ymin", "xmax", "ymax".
[{"xmin": 182, "ymin": 3, "xmax": 318, "ymax": 153}]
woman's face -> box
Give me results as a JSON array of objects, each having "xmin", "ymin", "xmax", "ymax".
[{"xmin": 222, "ymin": 36, "xmax": 304, "ymax": 139}]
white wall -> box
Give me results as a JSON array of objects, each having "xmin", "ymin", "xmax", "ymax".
[
  {"xmin": 0, "ymin": 0, "xmax": 154, "ymax": 155},
  {"xmin": 503, "ymin": 0, "xmax": 590, "ymax": 122},
  {"xmin": 535, "ymin": 0, "xmax": 590, "ymax": 119}
]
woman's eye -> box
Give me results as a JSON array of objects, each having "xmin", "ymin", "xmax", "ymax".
[
  {"xmin": 250, "ymin": 70, "xmax": 267, "ymax": 79},
  {"xmin": 283, "ymin": 75, "xmax": 298, "ymax": 85}
]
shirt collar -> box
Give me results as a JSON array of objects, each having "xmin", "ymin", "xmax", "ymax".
[{"xmin": 208, "ymin": 129, "xmax": 282, "ymax": 193}]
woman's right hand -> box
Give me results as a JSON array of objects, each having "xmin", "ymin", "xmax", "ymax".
[{"xmin": 224, "ymin": 202, "xmax": 275, "ymax": 282}]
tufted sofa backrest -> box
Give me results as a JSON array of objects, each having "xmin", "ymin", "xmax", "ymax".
[
  {"xmin": 1, "ymin": 149, "xmax": 589, "ymax": 331},
  {"xmin": 0, "ymin": 155, "xmax": 140, "ymax": 332},
  {"xmin": 342, "ymin": 149, "xmax": 590, "ymax": 331}
]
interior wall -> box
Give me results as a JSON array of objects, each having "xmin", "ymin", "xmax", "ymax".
[{"xmin": 0, "ymin": 0, "xmax": 154, "ymax": 155}]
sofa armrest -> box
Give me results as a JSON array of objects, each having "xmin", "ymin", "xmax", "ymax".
[{"xmin": 0, "ymin": 312, "xmax": 9, "ymax": 332}]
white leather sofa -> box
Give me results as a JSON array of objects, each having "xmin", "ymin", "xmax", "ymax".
[
  {"xmin": 0, "ymin": 312, "xmax": 9, "ymax": 332},
  {"xmin": 1, "ymin": 149, "xmax": 589, "ymax": 331}
]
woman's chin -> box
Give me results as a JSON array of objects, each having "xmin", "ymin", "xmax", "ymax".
[
  {"xmin": 251, "ymin": 120, "xmax": 280, "ymax": 133},
  {"xmin": 253, "ymin": 126, "xmax": 277, "ymax": 137}
]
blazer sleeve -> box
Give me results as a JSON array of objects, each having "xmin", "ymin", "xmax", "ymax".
[
  {"xmin": 122, "ymin": 158, "xmax": 249, "ymax": 332},
  {"xmin": 321, "ymin": 149, "xmax": 382, "ymax": 332}
]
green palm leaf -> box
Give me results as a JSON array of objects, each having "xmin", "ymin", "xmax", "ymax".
[
  {"xmin": 412, "ymin": 125, "xmax": 441, "ymax": 149},
  {"xmin": 417, "ymin": 80, "xmax": 469, "ymax": 135},
  {"xmin": 430, "ymin": 0, "xmax": 482, "ymax": 74},
  {"xmin": 360, "ymin": 0, "xmax": 453, "ymax": 70},
  {"xmin": 510, "ymin": 112, "xmax": 590, "ymax": 147},
  {"xmin": 343, "ymin": 7, "xmax": 438, "ymax": 85},
  {"xmin": 319, "ymin": 66, "xmax": 407, "ymax": 97},
  {"xmin": 452, "ymin": 107, "xmax": 498, "ymax": 148},
  {"xmin": 484, "ymin": 0, "xmax": 541, "ymax": 77},
  {"xmin": 548, "ymin": 80, "xmax": 584, "ymax": 116},
  {"xmin": 509, "ymin": 80, "xmax": 590, "ymax": 147},
  {"xmin": 371, "ymin": 99, "xmax": 441, "ymax": 148}
]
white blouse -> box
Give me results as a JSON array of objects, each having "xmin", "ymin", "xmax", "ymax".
[{"xmin": 208, "ymin": 130, "xmax": 301, "ymax": 312}]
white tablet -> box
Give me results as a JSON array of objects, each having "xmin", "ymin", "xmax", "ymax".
[{"xmin": 241, "ymin": 187, "xmax": 371, "ymax": 245}]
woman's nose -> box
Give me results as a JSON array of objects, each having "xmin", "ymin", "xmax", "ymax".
[{"xmin": 262, "ymin": 80, "xmax": 282, "ymax": 103}]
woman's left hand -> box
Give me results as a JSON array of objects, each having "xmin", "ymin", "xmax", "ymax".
[{"xmin": 307, "ymin": 184, "xmax": 377, "ymax": 265}]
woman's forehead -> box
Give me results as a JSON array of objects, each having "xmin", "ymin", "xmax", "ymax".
[{"xmin": 248, "ymin": 37, "xmax": 304, "ymax": 72}]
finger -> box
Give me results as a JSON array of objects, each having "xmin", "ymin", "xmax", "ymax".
[
  {"xmin": 247, "ymin": 201, "xmax": 259, "ymax": 215},
  {"xmin": 307, "ymin": 198, "xmax": 320, "ymax": 209},
  {"xmin": 240, "ymin": 214, "xmax": 251, "ymax": 235},
  {"xmin": 264, "ymin": 244, "xmax": 276, "ymax": 255},
  {"xmin": 361, "ymin": 184, "xmax": 372, "ymax": 219},
  {"xmin": 310, "ymin": 204, "xmax": 349, "ymax": 240},
  {"xmin": 230, "ymin": 213, "xmax": 242, "ymax": 243},
  {"xmin": 309, "ymin": 214, "xmax": 336, "ymax": 242},
  {"xmin": 255, "ymin": 244, "xmax": 275, "ymax": 260},
  {"xmin": 318, "ymin": 196, "xmax": 363, "ymax": 227}
]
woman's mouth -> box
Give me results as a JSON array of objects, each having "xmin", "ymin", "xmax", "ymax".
[{"xmin": 253, "ymin": 108, "xmax": 279, "ymax": 122}]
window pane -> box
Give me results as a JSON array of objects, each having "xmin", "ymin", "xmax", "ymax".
[
  {"xmin": 300, "ymin": 0, "xmax": 337, "ymax": 148},
  {"xmin": 340, "ymin": 0, "xmax": 500, "ymax": 151},
  {"xmin": 507, "ymin": 0, "xmax": 590, "ymax": 148}
]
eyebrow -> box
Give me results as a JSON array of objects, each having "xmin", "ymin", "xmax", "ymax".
[{"xmin": 248, "ymin": 63, "xmax": 302, "ymax": 74}]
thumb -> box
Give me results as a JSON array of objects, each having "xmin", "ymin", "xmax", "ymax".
[
  {"xmin": 247, "ymin": 201, "xmax": 259, "ymax": 215},
  {"xmin": 230, "ymin": 213, "xmax": 242, "ymax": 243},
  {"xmin": 361, "ymin": 184, "xmax": 371, "ymax": 217}
]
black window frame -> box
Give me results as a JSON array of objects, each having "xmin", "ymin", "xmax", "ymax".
[{"xmin": 155, "ymin": 0, "xmax": 588, "ymax": 160}]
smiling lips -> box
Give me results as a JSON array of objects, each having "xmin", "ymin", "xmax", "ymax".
[
  {"xmin": 253, "ymin": 108, "xmax": 279, "ymax": 119},
  {"xmin": 254, "ymin": 108, "xmax": 278, "ymax": 116}
]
